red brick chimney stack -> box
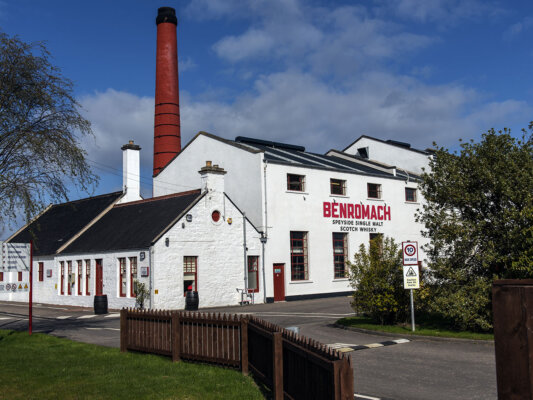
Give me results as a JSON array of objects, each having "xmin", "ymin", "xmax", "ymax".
[{"xmin": 153, "ymin": 6, "xmax": 181, "ymax": 176}]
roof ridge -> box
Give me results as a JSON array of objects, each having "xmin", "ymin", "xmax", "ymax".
[
  {"xmin": 113, "ymin": 189, "xmax": 201, "ymax": 207},
  {"xmin": 50, "ymin": 191, "xmax": 123, "ymax": 208}
]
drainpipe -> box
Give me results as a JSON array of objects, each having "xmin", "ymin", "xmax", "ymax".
[
  {"xmin": 243, "ymin": 213, "xmax": 248, "ymax": 293},
  {"xmin": 149, "ymin": 246, "xmax": 154, "ymax": 309},
  {"xmin": 260, "ymin": 234, "xmax": 267, "ymax": 303}
]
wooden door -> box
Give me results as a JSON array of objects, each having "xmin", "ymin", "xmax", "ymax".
[
  {"xmin": 95, "ymin": 259, "xmax": 103, "ymax": 296},
  {"xmin": 273, "ymin": 263, "xmax": 285, "ymax": 302}
]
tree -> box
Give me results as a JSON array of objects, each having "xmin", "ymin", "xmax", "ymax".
[
  {"xmin": 0, "ymin": 32, "xmax": 98, "ymax": 228},
  {"xmin": 347, "ymin": 236, "xmax": 410, "ymax": 324},
  {"xmin": 418, "ymin": 123, "xmax": 533, "ymax": 331}
]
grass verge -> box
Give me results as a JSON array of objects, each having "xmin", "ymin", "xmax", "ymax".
[
  {"xmin": 0, "ymin": 329, "xmax": 264, "ymax": 400},
  {"xmin": 336, "ymin": 316, "xmax": 494, "ymax": 340}
]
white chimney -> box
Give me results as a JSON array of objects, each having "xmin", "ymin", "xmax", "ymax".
[
  {"xmin": 118, "ymin": 140, "xmax": 142, "ymax": 204},
  {"xmin": 199, "ymin": 161, "xmax": 226, "ymax": 195}
]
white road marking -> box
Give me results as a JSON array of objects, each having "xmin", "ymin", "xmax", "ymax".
[
  {"xmin": 365, "ymin": 343, "xmax": 384, "ymax": 348},
  {"xmin": 77, "ymin": 315, "xmax": 97, "ymax": 319},
  {"xmin": 0, "ymin": 317, "xmax": 12, "ymax": 320},
  {"xmin": 86, "ymin": 327, "xmax": 120, "ymax": 331},
  {"xmin": 394, "ymin": 338, "xmax": 410, "ymax": 344},
  {"xmin": 56, "ymin": 316, "xmax": 71, "ymax": 320},
  {"xmin": 355, "ymin": 394, "xmax": 381, "ymax": 400},
  {"xmin": 104, "ymin": 313, "xmax": 120, "ymax": 318}
]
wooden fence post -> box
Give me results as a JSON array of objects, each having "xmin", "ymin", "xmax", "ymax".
[
  {"xmin": 340, "ymin": 356, "xmax": 354, "ymax": 400},
  {"xmin": 172, "ymin": 312, "xmax": 181, "ymax": 362},
  {"xmin": 240, "ymin": 317, "xmax": 249, "ymax": 375},
  {"xmin": 120, "ymin": 308, "xmax": 127, "ymax": 353},
  {"xmin": 272, "ymin": 332, "xmax": 283, "ymax": 400}
]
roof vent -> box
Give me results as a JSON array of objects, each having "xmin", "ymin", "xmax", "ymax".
[{"xmin": 357, "ymin": 147, "xmax": 369, "ymax": 159}]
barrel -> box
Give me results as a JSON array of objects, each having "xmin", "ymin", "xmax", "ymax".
[
  {"xmin": 94, "ymin": 295, "xmax": 108, "ymax": 314},
  {"xmin": 185, "ymin": 291, "xmax": 199, "ymax": 311}
]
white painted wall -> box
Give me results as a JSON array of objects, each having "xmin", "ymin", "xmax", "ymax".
[
  {"xmin": 153, "ymin": 134, "xmax": 265, "ymax": 230},
  {"xmin": 262, "ymin": 162, "xmax": 428, "ymax": 299},
  {"xmin": 0, "ymin": 250, "xmax": 150, "ymax": 310},
  {"xmin": 344, "ymin": 137, "xmax": 430, "ymax": 175},
  {"xmin": 152, "ymin": 192, "xmax": 263, "ymax": 309}
]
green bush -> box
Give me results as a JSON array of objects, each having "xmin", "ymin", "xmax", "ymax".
[{"xmin": 347, "ymin": 236, "xmax": 410, "ymax": 325}]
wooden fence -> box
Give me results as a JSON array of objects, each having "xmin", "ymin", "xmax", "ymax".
[{"xmin": 121, "ymin": 309, "xmax": 353, "ymax": 400}]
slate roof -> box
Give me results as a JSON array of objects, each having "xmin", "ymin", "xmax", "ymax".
[
  {"xmin": 234, "ymin": 136, "xmax": 418, "ymax": 180},
  {"xmin": 61, "ymin": 190, "xmax": 203, "ymax": 254},
  {"xmin": 8, "ymin": 192, "xmax": 123, "ymax": 256}
]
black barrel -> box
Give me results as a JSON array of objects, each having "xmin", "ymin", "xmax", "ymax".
[
  {"xmin": 185, "ymin": 291, "xmax": 199, "ymax": 311},
  {"xmin": 94, "ymin": 295, "xmax": 108, "ymax": 314}
]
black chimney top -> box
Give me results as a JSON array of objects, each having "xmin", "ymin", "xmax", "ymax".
[{"xmin": 156, "ymin": 7, "xmax": 177, "ymax": 25}]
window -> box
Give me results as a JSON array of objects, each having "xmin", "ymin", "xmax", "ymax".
[
  {"xmin": 290, "ymin": 231, "xmax": 308, "ymax": 281},
  {"xmin": 183, "ymin": 256, "xmax": 197, "ymax": 295},
  {"xmin": 130, "ymin": 257, "xmax": 137, "ymax": 297},
  {"xmin": 60, "ymin": 261, "xmax": 64, "ymax": 295},
  {"xmin": 18, "ymin": 271, "xmax": 22, "ymax": 281},
  {"xmin": 67, "ymin": 261, "xmax": 72, "ymax": 295},
  {"xmin": 85, "ymin": 260, "xmax": 91, "ymax": 296},
  {"xmin": 405, "ymin": 187, "xmax": 417, "ymax": 202},
  {"xmin": 0, "ymin": 272, "xmax": 3, "ymax": 281},
  {"xmin": 38, "ymin": 262, "xmax": 44, "ymax": 282},
  {"xmin": 367, "ymin": 183, "xmax": 382, "ymax": 199},
  {"xmin": 119, "ymin": 258, "xmax": 126, "ymax": 297},
  {"xmin": 77, "ymin": 260, "xmax": 82, "ymax": 295},
  {"xmin": 330, "ymin": 179, "xmax": 346, "ymax": 196},
  {"xmin": 247, "ymin": 256, "xmax": 259, "ymax": 293},
  {"xmin": 287, "ymin": 174, "xmax": 305, "ymax": 192},
  {"xmin": 212, "ymin": 210, "xmax": 220, "ymax": 222},
  {"xmin": 333, "ymin": 233, "xmax": 348, "ymax": 279}
]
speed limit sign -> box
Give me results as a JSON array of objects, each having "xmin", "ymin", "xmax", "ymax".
[{"xmin": 402, "ymin": 241, "xmax": 418, "ymax": 265}]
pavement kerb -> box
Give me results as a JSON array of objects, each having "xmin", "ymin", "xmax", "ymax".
[{"xmin": 333, "ymin": 323, "xmax": 494, "ymax": 345}]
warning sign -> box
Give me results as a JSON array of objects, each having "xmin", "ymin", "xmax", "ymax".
[
  {"xmin": 402, "ymin": 241, "xmax": 418, "ymax": 265},
  {"xmin": 403, "ymin": 265, "xmax": 420, "ymax": 289}
]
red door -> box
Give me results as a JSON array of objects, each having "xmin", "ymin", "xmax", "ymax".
[
  {"xmin": 95, "ymin": 259, "xmax": 103, "ymax": 296},
  {"xmin": 273, "ymin": 263, "xmax": 285, "ymax": 302}
]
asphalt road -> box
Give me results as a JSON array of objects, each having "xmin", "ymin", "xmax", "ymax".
[{"xmin": 0, "ymin": 298, "xmax": 497, "ymax": 400}]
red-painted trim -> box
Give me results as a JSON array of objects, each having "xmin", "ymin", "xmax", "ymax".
[
  {"xmin": 60, "ymin": 261, "xmax": 64, "ymax": 295},
  {"xmin": 77, "ymin": 260, "xmax": 82, "ymax": 295},
  {"xmin": 85, "ymin": 260, "xmax": 91, "ymax": 295},
  {"xmin": 405, "ymin": 187, "xmax": 417, "ymax": 202},
  {"xmin": 247, "ymin": 256, "xmax": 260, "ymax": 293},
  {"xmin": 67, "ymin": 261, "xmax": 72, "ymax": 295},
  {"xmin": 119, "ymin": 258, "xmax": 126, "ymax": 297},
  {"xmin": 18, "ymin": 271, "xmax": 22, "ymax": 281},
  {"xmin": 38, "ymin": 262, "xmax": 44, "ymax": 282},
  {"xmin": 130, "ymin": 257, "xmax": 137, "ymax": 297},
  {"xmin": 95, "ymin": 259, "xmax": 103, "ymax": 296},
  {"xmin": 0, "ymin": 272, "xmax": 3, "ymax": 281},
  {"xmin": 290, "ymin": 231, "xmax": 308, "ymax": 280}
]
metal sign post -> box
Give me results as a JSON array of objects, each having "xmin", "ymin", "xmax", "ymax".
[
  {"xmin": 29, "ymin": 240, "xmax": 33, "ymax": 335},
  {"xmin": 402, "ymin": 241, "xmax": 419, "ymax": 332}
]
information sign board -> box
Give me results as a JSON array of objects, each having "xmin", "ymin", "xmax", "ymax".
[
  {"xmin": 403, "ymin": 265, "xmax": 420, "ymax": 289},
  {"xmin": 1, "ymin": 242, "xmax": 31, "ymax": 271}
]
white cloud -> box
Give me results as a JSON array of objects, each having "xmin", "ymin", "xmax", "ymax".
[
  {"xmin": 78, "ymin": 89, "xmax": 154, "ymax": 173},
  {"xmin": 504, "ymin": 16, "xmax": 533, "ymax": 38},
  {"xmin": 379, "ymin": 0, "xmax": 504, "ymax": 25}
]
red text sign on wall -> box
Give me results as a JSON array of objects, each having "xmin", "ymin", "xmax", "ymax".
[{"xmin": 323, "ymin": 202, "xmax": 391, "ymax": 221}]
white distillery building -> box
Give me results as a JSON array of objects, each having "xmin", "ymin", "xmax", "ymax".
[{"xmin": 153, "ymin": 133, "xmax": 431, "ymax": 303}]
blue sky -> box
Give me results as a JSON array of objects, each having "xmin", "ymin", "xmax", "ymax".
[{"xmin": 1, "ymin": 0, "xmax": 532, "ymax": 208}]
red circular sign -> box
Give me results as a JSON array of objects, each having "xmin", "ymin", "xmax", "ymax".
[{"xmin": 404, "ymin": 244, "xmax": 416, "ymax": 256}]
